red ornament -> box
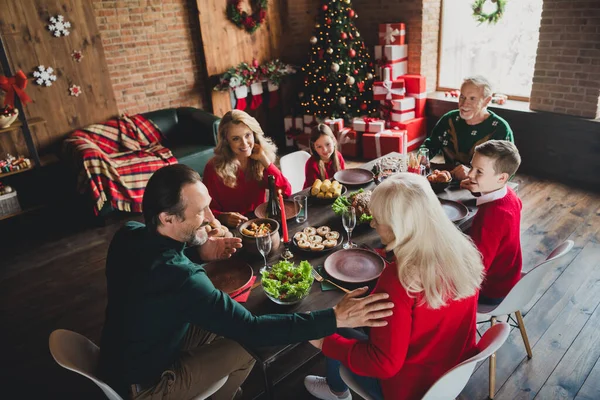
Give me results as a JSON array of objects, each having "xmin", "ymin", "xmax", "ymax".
[
  {"xmin": 326, "ymin": 18, "xmax": 332, "ymax": 25},
  {"xmin": 341, "ymin": 32, "xmax": 347, "ymax": 40},
  {"xmin": 349, "ymin": 34, "xmax": 353, "ymax": 39},
  {"xmin": 348, "ymin": 9, "xmax": 355, "ymax": 18},
  {"xmin": 353, "ymin": 69, "xmax": 359, "ymax": 75},
  {"xmin": 360, "ymin": 103, "xmax": 367, "ymax": 111},
  {"xmin": 322, "ymin": 4, "xmax": 328, "ymax": 11},
  {"xmin": 349, "ymin": 49, "xmax": 356, "ymax": 58}
]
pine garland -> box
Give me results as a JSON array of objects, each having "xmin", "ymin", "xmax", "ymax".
[{"xmin": 472, "ymin": 0, "xmax": 507, "ymax": 25}]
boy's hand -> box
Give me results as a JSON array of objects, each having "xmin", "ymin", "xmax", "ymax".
[{"xmin": 451, "ymin": 165, "xmax": 470, "ymax": 181}]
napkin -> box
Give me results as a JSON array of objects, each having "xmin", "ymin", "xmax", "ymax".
[
  {"xmin": 231, "ymin": 276, "xmax": 257, "ymax": 303},
  {"xmin": 317, "ymin": 266, "xmax": 338, "ymax": 292}
]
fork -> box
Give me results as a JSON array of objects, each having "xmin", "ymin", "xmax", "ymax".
[{"xmin": 311, "ymin": 268, "xmax": 351, "ymax": 294}]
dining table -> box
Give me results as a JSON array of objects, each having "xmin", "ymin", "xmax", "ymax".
[{"xmin": 230, "ymin": 151, "xmax": 478, "ymax": 399}]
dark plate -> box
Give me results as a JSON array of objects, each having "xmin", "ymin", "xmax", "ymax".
[
  {"xmin": 292, "ymin": 231, "xmax": 343, "ymax": 254},
  {"xmin": 204, "ymin": 259, "xmax": 253, "ymax": 295},
  {"xmin": 439, "ymin": 199, "xmax": 469, "ymax": 222},
  {"xmin": 334, "ymin": 169, "xmax": 374, "ymax": 186},
  {"xmin": 324, "ymin": 248, "xmax": 385, "ymax": 283},
  {"xmin": 310, "ymin": 185, "xmax": 348, "ymax": 204},
  {"xmin": 429, "ymin": 180, "xmax": 451, "ymax": 194},
  {"xmin": 254, "ymin": 200, "xmax": 298, "ymax": 220}
]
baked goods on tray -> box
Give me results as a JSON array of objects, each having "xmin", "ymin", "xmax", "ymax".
[{"xmin": 294, "ymin": 225, "xmax": 341, "ymax": 252}]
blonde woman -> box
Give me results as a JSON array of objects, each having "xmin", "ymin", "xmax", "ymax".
[
  {"xmin": 203, "ymin": 110, "xmax": 291, "ymax": 227},
  {"xmin": 304, "ymin": 173, "xmax": 484, "ymax": 400}
]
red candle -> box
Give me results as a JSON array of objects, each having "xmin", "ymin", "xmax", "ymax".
[{"xmin": 278, "ymin": 190, "xmax": 289, "ymax": 242}]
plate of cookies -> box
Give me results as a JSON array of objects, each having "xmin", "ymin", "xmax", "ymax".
[
  {"xmin": 293, "ymin": 226, "xmax": 343, "ymax": 253},
  {"xmin": 310, "ymin": 179, "xmax": 347, "ymax": 204}
]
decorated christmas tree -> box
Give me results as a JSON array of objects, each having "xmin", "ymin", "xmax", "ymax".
[{"xmin": 299, "ymin": 0, "xmax": 378, "ymax": 120}]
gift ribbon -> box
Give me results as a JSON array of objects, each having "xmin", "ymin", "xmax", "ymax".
[
  {"xmin": 0, "ymin": 71, "xmax": 32, "ymax": 108},
  {"xmin": 408, "ymin": 92, "xmax": 427, "ymax": 99},
  {"xmin": 324, "ymin": 118, "xmax": 344, "ymax": 133},
  {"xmin": 379, "ymin": 81, "xmax": 406, "ymax": 100},
  {"xmin": 379, "ymin": 24, "xmax": 404, "ymax": 44},
  {"xmin": 362, "ymin": 117, "xmax": 377, "ymax": 132},
  {"xmin": 374, "ymin": 130, "xmax": 396, "ymax": 158},
  {"xmin": 338, "ymin": 128, "xmax": 356, "ymax": 148}
]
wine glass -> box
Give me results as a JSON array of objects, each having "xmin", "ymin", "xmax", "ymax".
[
  {"xmin": 256, "ymin": 234, "xmax": 272, "ymax": 273},
  {"xmin": 342, "ymin": 206, "xmax": 357, "ymax": 249}
]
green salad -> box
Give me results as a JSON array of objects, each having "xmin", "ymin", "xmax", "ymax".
[
  {"xmin": 261, "ymin": 260, "xmax": 314, "ymax": 302},
  {"xmin": 332, "ymin": 188, "xmax": 373, "ymax": 224}
]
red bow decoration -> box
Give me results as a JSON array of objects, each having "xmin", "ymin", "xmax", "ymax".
[
  {"xmin": 0, "ymin": 70, "xmax": 32, "ymax": 108},
  {"xmin": 357, "ymin": 81, "xmax": 365, "ymax": 93},
  {"xmin": 363, "ymin": 117, "xmax": 377, "ymax": 131},
  {"xmin": 377, "ymin": 56, "xmax": 389, "ymax": 67}
]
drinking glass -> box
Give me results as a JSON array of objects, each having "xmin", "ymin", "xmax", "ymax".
[
  {"xmin": 417, "ymin": 148, "xmax": 431, "ymax": 175},
  {"xmin": 342, "ymin": 206, "xmax": 357, "ymax": 249},
  {"xmin": 294, "ymin": 195, "xmax": 307, "ymax": 223},
  {"xmin": 256, "ymin": 234, "xmax": 272, "ymax": 272}
]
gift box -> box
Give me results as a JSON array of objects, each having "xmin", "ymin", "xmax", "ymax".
[
  {"xmin": 284, "ymin": 116, "xmax": 303, "ymax": 147},
  {"xmin": 407, "ymin": 94, "xmax": 427, "ymax": 118},
  {"xmin": 384, "ymin": 97, "xmax": 415, "ymax": 112},
  {"xmin": 401, "ymin": 75, "xmax": 427, "ymax": 118},
  {"xmin": 374, "ymin": 45, "xmax": 408, "ymax": 64},
  {"xmin": 324, "ymin": 118, "xmax": 344, "ymax": 134},
  {"xmin": 363, "ymin": 129, "xmax": 408, "ymax": 160},
  {"xmin": 352, "ymin": 117, "xmax": 386, "ymax": 133},
  {"xmin": 373, "ymin": 76, "xmax": 406, "ymax": 101},
  {"xmin": 294, "ymin": 133, "xmax": 311, "ymax": 152},
  {"xmin": 379, "ymin": 23, "xmax": 406, "ymax": 45},
  {"xmin": 389, "ymin": 109, "xmax": 415, "ymax": 123},
  {"xmin": 389, "ymin": 117, "xmax": 427, "ymax": 152},
  {"xmin": 337, "ymin": 128, "xmax": 361, "ymax": 158},
  {"xmin": 376, "ymin": 61, "xmax": 408, "ymax": 81},
  {"xmin": 303, "ymin": 114, "xmax": 319, "ymax": 134}
]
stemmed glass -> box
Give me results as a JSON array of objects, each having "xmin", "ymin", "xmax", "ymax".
[
  {"xmin": 256, "ymin": 234, "xmax": 272, "ymax": 273},
  {"xmin": 342, "ymin": 206, "xmax": 357, "ymax": 249}
]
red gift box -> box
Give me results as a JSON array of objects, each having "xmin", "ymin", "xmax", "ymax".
[
  {"xmin": 337, "ymin": 127, "xmax": 361, "ymax": 158},
  {"xmin": 284, "ymin": 116, "xmax": 303, "ymax": 147},
  {"xmin": 389, "ymin": 117, "xmax": 427, "ymax": 152},
  {"xmin": 373, "ymin": 78, "xmax": 405, "ymax": 101},
  {"xmin": 294, "ymin": 133, "xmax": 311, "ymax": 152},
  {"xmin": 389, "ymin": 109, "xmax": 415, "ymax": 123},
  {"xmin": 401, "ymin": 74, "xmax": 427, "ymax": 94},
  {"xmin": 379, "ymin": 23, "xmax": 406, "ymax": 45},
  {"xmin": 363, "ymin": 129, "xmax": 408, "ymax": 160},
  {"xmin": 408, "ymin": 94, "xmax": 426, "ymax": 118},
  {"xmin": 376, "ymin": 61, "xmax": 407, "ymax": 81},
  {"xmin": 324, "ymin": 118, "xmax": 344, "ymax": 133}
]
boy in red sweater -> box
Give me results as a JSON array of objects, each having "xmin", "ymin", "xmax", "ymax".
[{"xmin": 461, "ymin": 140, "xmax": 522, "ymax": 305}]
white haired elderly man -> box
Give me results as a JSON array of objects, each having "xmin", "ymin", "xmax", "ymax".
[{"xmin": 421, "ymin": 75, "xmax": 514, "ymax": 180}]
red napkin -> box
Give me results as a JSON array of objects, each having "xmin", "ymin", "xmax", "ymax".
[{"xmin": 230, "ymin": 276, "xmax": 257, "ymax": 303}]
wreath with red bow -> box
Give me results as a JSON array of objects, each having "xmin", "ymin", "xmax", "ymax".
[{"xmin": 226, "ymin": 0, "xmax": 268, "ymax": 33}]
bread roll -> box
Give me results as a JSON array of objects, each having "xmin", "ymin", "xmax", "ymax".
[
  {"xmin": 303, "ymin": 227, "xmax": 317, "ymax": 235},
  {"xmin": 310, "ymin": 243, "xmax": 325, "ymax": 251},
  {"xmin": 331, "ymin": 180, "xmax": 341, "ymax": 189},
  {"xmin": 311, "ymin": 179, "xmax": 323, "ymax": 195},
  {"xmin": 325, "ymin": 192, "xmax": 333, "ymax": 199},
  {"xmin": 321, "ymin": 182, "xmax": 331, "ymax": 193},
  {"xmin": 317, "ymin": 191, "xmax": 325, "ymax": 198},
  {"xmin": 316, "ymin": 226, "xmax": 331, "ymax": 236},
  {"xmin": 327, "ymin": 185, "xmax": 336, "ymax": 194},
  {"xmin": 309, "ymin": 235, "xmax": 323, "ymax": 243},
  {"xmin": 334, "ymin": 188, "xmax": 342, "ymax": 197},
  {"xmin": 323, "ymin": 239, "xmax": 337, "ymax": 248}
]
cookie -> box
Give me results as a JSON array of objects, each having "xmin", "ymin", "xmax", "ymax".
[
  {"xmin": 303, "ymin": 227, "xmax": 317, "ymax": 235},
  {"xmin": 310, "ymin": 242, "xmax": 325, "ymax": 251},
  {"xmin": 297, "ymin": 239, "xmax": 311, "ymax": 250},
  {"xmin": 323, "ymin": 239, "xmax": 337, "ymax": 248},
  {"xmin": 326, "ymin": 231, "xmax": 340, "ymax": 240},
  {"xmin": 316, "ymin": 226, "xmax": 331, "ymax": 236},
  {"xmin": 309, "ymin": 235, "xmax": 323, "ymax": 243},
  {"xmin": 294, "ymin": 232, "xmax": 308, "ymax": 241}
]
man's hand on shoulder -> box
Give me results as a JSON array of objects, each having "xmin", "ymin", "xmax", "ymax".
[{"xmin": 198, "ymin": 236, "xmax": 243, "ymax": 261}]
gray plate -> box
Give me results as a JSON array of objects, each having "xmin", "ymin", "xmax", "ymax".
[{"xmin": 439, "ymin": 199, "xmax": 469, "ymax": 222}]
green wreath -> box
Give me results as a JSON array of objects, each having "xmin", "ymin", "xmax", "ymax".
[
  {"xmin": 226, "ymin": 0, "xmax": 268, "ymax": 34},
  {"xmin": 472, "ymin": 0, "xmax": 507, "ymax": 25}
]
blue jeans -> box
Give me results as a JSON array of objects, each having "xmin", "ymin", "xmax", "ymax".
[{"xmin": 326, "ymin": 328, "xmax": 384, "ymax": 400}]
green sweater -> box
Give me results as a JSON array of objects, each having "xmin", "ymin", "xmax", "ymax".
[
  {"xmin": 98, "ymin": 221, "xmax": 336, "ymax": 395},
  {"xmin": 422, "ymin": 110, "xmax": 514, "ymax": 165}
]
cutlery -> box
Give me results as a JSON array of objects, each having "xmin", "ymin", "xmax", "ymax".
[{"xmin": 311, "ymin": 268, "xmax": 351, "ymax": 293}]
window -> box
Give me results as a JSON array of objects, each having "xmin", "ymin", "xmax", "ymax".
[{"xmin": 438, "ymin": 0, "xmax": 543, "ymax": 99}]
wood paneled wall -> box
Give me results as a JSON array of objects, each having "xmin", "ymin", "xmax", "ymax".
[{"xmin": 0, "ymin": 0, "xmax": 118, "ymax": 157}]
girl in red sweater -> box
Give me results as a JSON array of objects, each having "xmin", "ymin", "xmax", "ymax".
[
  {"xmin": 305, "ymin": 173, "xmax": 485, "ymax": 400},
  {"xmin": 203, "ymin": 110, "xmax": 291, "ymax": 227},
  {"xmin": 303, "ymin": 124, "xmax": 346, "ymax": 189}
]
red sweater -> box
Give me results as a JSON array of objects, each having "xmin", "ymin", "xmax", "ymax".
[
  {"xmin": 470, "ymin": 187, "xmax": 523, "ymax": 298},
  {"xmin": 202, "ymin": 159, "xmax": 292, "ymax": 217},
  {"xmin": 322, "ymin": 263, "xmax": 478, "ymax": 400},
  {"xmin": 303, "ymin": 152, "xmax": 346, "ymax": 189}
]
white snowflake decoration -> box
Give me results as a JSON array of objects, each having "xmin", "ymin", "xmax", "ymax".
[
  {"xmin": 69, "ymin": 85, "xmax": 82, "ymax": 97},
  {"xmin": 33, "ymin": 65, "xmax": 57, "ymax": 86},
  {"xmin": 48, "ymin": 15, "xmax": 71, "ymax": 37}
]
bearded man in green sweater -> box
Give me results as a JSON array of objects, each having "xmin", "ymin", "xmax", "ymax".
[
  {"xmin": 98, "ymin": 164, "xmax": 393, "ymax": 400},
  {"xmin": 422, "ymin": 75, "xmax": 514, "ymax": 180}
]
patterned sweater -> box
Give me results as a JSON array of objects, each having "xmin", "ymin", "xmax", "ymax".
[{"xmin": 422, "ymin": 109, "xmax": 514, "ymax": 165}]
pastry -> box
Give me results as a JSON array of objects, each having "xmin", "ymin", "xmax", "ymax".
[
  {"xmin": 311, "ymin": 179, "xmax": 323, "ymax": 196},
  {"xmin": 323, "ymin": 239, "xmax": 337, "ymax": 248},
  {"xmin": 326, "ymin": 231, "xmax": 340, "ymax": 240},
  {"xmin": 310, "ymin": 242, "xmax": 325, "ymax": 251},
  {"xmin": 309, "ymin": 235, "xmax": 323, "ymax": 243},
  {"xmin": 304, "ymin": 227, "xmax": 317, "ymax": 235},
  {"xmin": 297, "ymin": 239, "xmax": 311, "ymax": 250},
  {"xmin": 316, "ymin": 226, "xmax": 331, "ymax": 236},
  {"xmin": 294, "ymin": 232, "xmax": 308, "ymax": 241}
]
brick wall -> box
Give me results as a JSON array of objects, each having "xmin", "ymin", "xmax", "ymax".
[
  {"xmin": 92, "ymin": 0, "xmax": 207, "ymax": 115},
  {"xmin": 530, "ymin": 0, "xmax": 600, "ymax": 119}
]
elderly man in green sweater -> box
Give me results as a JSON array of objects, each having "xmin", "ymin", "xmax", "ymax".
[
  {"xmin": 98, "ymin": 164, "xmax": 393, "ymax": 400},
  {"xmin": 422, "ymin": 75, "xmax": 514, "ymax": 180}
]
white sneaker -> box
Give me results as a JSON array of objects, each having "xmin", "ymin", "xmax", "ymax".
[{"xmin": 304, "ymin": 375, "xmax": 352, "ymax": 400}]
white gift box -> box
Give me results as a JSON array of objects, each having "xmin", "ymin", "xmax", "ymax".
[
  {"xmin": 352, "ymin": 117, "xmax": 386, "ymax": 133},
  {"xmin": 374, "ymin": 45, "xmax": 408, "ymax": 63}
]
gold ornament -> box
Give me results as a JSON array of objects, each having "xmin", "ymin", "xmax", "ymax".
[
  {"xmin": 366, "ymin": 73, "xmax": 374, "ymax": 80},
  {"xmin": 316, "ymin": 23, "xmax": 321, "ymax": 28},
  {"xmin": 346, "ymin": 76, "xmax": 355, "ymax": 85},
  {"xmin": 310, "ymin": 36, "xmax": 317, "ymax": 44},
  {"xmin": 338, "ymin": 96, "xmax": 346, "ymax": 105},
  {"xmin": 356, "ymin": 32, "xmax": 360, "ymax": 37},
  {"xmin": 324, "ymin": 87, "xmax": 330, "ymax": 93},
  {"xmin": 331, "ymin": 62, "xmax": 340, "ymax": 72},
  {"xmin": 344, "ymin": 0, "xmax": 350, "ymax": 3},
  {"xmin": 326, "ymin": 48, "xmax": 333, "ymax": 54}
]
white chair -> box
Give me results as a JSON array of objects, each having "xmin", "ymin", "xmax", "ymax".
[
  {"xmin": 477, "ymin": 240, "xmax": 574, "ymax": 399},
  {"xmin": 280, "ymin": 150, "xmax": 311, "ymax": 194},
  {"xmin": 339, "ymin": 322, "xmax": 511, "ymax": 400},
  {"xmin": 49, "ymin": 329, "xmax": 228, "ymax": 400}
]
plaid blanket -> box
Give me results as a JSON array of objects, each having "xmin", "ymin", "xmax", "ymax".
[{"xmin": 64, "ymin": 114, "xmax": 177, "ymax": 214}]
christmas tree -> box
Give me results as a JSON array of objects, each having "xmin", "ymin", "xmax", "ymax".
[{"xmin": 299, "ymin": 0, "xmax": 378, "ymax": 121}]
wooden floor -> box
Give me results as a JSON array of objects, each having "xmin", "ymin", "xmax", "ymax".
[{"xmin": 1, "ymin": 170, "xmax": 599, "ymax": 400}]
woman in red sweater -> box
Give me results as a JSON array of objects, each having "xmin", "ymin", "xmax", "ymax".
[
  {"xmin": 203, "ymin": 110, "xmax": 291, "ymax": 227},
  {"xmin": 303, "ymin": 124, "xmax": 346, "ymax": 189},
  {"xmin": 304, "ymin": 173, "xmax": 485, "ymax": 400}
]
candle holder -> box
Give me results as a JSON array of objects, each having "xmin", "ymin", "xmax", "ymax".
[{"xmin": 281, "ymin": 241, "xmax": 294, "ymax": 260}]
